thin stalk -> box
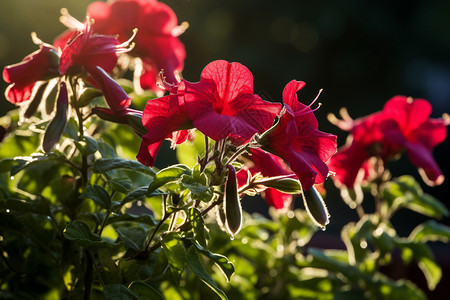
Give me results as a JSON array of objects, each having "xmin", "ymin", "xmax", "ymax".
[
  {"xmin": 224, "ymin": 144, "xmax": 249, "ymax": 166},
  {"xmin": 83, "ymin": 250, "xmax": 93, "ymax": 300},
  {"xmin": 145, "ymin": 196, "xmax": 169, "ymax": 251}
]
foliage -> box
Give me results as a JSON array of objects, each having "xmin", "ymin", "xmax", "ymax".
[{"xmin": 0, "ymin": 1, "xmax": 449, "ymax": 300}]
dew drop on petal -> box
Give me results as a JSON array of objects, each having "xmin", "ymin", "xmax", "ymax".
[{"xmin": 230, "ymin": 235, "xmax": 235, "ymax": 241}]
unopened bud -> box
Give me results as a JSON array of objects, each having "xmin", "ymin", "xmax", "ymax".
[
  {"xmin": 42, "ymin": 82, "xmax": 68, "ymax": 152},
  {"xmin": 302, "ymin": 186, "xmax": 330, "ymax": 229},
  {"xmin": 126, "ymin": 113, "xmax": 147, "ymax": 137},
  {"xmin": 24, "ymin": 81, "xmax": 48, "ymax": 118},
  {"xmin": 224, "ymin": 164, "xmax": 242, "ymax": 236},
  {"xmin": 259, "ymin": 176, "xmax": 302, "ymax": 194}
]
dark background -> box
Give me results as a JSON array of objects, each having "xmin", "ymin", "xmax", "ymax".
[{"xmin": 1, "ymin": 0, "xmax": 449, "ymax": 245}]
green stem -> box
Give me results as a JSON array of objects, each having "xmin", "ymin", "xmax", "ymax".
[
  {"xmin": 83, "ymin": 250, "xmax": 93, "ymax": 300},
  {"xmin": 145, "ymin": 196, "xmax": 169, "ymax": 251}
]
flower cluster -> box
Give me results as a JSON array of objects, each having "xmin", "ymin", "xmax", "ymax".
[
  {"xmin": 137, "ymin": 60, "xmax": 337, "ymax": 207},
  {"xmin": 328, "ymin": 95, "xmax": 449, "ymax": 190}
]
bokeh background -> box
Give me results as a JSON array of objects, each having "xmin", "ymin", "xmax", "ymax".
[{"xmin": 1, "ymin": 0, "xmax": 449, "ymax": 275}]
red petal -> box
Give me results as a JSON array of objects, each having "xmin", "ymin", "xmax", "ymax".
[{"xmin": 200, "ymin": 60, "xmax": 253, "ymax": 102}]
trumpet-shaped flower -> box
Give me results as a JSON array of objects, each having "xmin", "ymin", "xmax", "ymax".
[
  {"xmin": 328, "ymin": 96, "xmax": 449, "ymax": 188},
  {"xmin": 180, "ymin": 60, "xmax": 282, "ymax": 145},
  {"xmin": 137, "ymin": 93, "xmax": 192, "ymax": 166},
  {"xmin": 87, "ymin": 0, "xmax": 186, "ymax": 90},
  {"xmin": 3, "ymin": 37, "xmax": 60, "ymax": 104},
  {"xmin": 259, "ymin": 80, "xmax": 337, "ymax": 191}
]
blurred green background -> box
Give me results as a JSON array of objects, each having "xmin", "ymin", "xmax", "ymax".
[{"xmin": 0, "ymin": 0, "xmax": 449, "ymax": 231}]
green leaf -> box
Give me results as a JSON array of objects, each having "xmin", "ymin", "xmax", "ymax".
[
  {"xmin": 188, "ymin": 208, "xmax": 207, "ymax": 248},
  {"xmin": 9, "ymin": 152, "xmax": 66, "ymax": 176},
  {"xmin": 181, "ymin": 175, "xmax": 209, "ymax": 195},
  {"xmin": 409, "ymin": 220, "xmax": 450, "ymax": 243},
  {"xmin": 382, "ymin": 175, "xmax": 449, "ymax": 219},
  {"xmin": 147, "ymin": 164, "xmax": 191, "ymax": 195},
  {"xmin": 106, "ymin": 213, "xmax": 156, "ymax": 226},
  {"xmin": 63, "ymin": 118, "xmax": 79, "ymax": 141},
  {"xmin": 63, "ymin": 220, "xmax": 114, "ymax": 248},
  {"xmin": 341, "ymin": 216, "xmax": 375, "ymax": 264},
  {"xmin": 76, "ymin": 87, "xmax": 102, "ymax": 107},
  {"xmin": 181, "ymin": 174, "xmax": 213, "ymax": 202},
  {"xmin": 103, "ymin": 284, "xmax": 138, "ymax": 300},
  {"xmin": 81, "ymin": 185, "xmax": 111, "ymax": 209},
  {"xmin": 186, "ymin": 246, "xmax": 228, "ymax": 300},
  {"xmin": 397, "ymin": 241, "xmax": 441, "ymax": 290},
  {"xmin": 0, "ymin": 197, "xmax": 51, "ymax": 215},
  {"xmin": 75, "ymin": 136, "xmax": 98, "ymax": 155},
  {"xmin": 107, "ymin": 178, "xmax": 133, "ymax": 194},
  {"xmin": 190, "ymin": 241, "xmax": 235, "ymax": 282},
  {"xmin": 129, "ymin": 282, "xmax": 165, "ymax": 300},
  {"xmin": 161, "ymin": 232, "xmax": 187, "ymax": 284},
  {"xmin": 115, "ymin": 225, "xmax": 147, "ymax": 251},
  {"xmin": 119, "ymin": 187, "xmax": 166, "ymax": 209},
  {"xmin": 0, "ymin": 159, "xmax": 19, "ymax": 174},
  {"xmin": 0, "ymin": 130, "xmax": 40, "ymax": 160},
  {"xmin": 98, "ymin": 139, "xmax": 117, "ymax": 158},
  {"xmin": 92, "ymin": 157, "xmax": 156, "ymax": 176}
]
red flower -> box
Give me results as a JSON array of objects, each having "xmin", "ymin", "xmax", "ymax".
[
  {"xmin": 56, "ymin": 16, "xmax": 134, "ymax": 75},
  {"xmin": 237, "ymin": 148, "xmax": 294, "ymax": 209},
  {"xmin": 179, "ymin": 60, "xmax": 282, "ymax": 145},
  {"xmin": 259, "ymin": 80, "xmax": 337, "ymax": 191},
  {"xmin": 86, "ymin": 0, "xmax": 186, "ymax": 91},
  {"xmin": 137, "ymin": 93, "xmax": 192, "ymax": 166},
  {"xmin": 328, "ymin": 96, "xmax": 449, "ymax": 188},
  {"xmin": 3, "ymin": 36, "xmax": 60, "ymax": 104}
]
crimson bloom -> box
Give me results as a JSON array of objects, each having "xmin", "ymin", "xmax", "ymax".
[
  {"xmin": 328, "ymin": 96, "xmax": 449, "ymax": 188},
  {"xmin": 137, "ymin": 60, "xmax": 281, "ymax": 166},
  {"xmin": 137, "ymin": 93, "xmax": 192, "ymax": 166},
  {"xmin": 180, "ymin": 60, "xmax": 282, "ymax": 145},
  {"xmin": 237, "ymin": 148, "xmax": 295, "ymax": 210},
  {"xmin": 3, "ymin": 36, "xmax": 60, "ymax": 104},
  {"xmin": 259, "ymin": 80, "xmax": 337, "ymax": 191},
  {"xmin": 86, "ymin": 0, "xmax": 186, "ymax": 91}
]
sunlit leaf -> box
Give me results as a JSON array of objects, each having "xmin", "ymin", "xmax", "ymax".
[
  {"xmin": 129, "ymin": 282, "xmax": 164, "ymax": 300},
  {"xmin": 92, "ymin": 157, "xmax": 156, "ymax": 176},
  {"xmin": 103, "ymin": 284, "xmax": 138, "ymax": 300},
  {"xmin": 409, "ymin": 220, "xmax": 450, "ymax": 243},
  {"xmin": 382, "ymin": 175, "xmax": 449, "ymax": 219},
  {"xmin": 161, "ymin": 232, "xmax": 187, "ymax": 284},
  {"xmin": 147, "ymin": 164, "xmax": 191, "ymax": 195},
  {"xmin": 81, "ymin": 185, "xmax": 111, "ymax": 209},
  {"xmin": 190, "ymin": 240, "xmax": 235, "ymax": 282},
  {"xmin": 115, "ymin": 226, "xmax": 147, "ymax": 251},
  {"xmin": 186, "ymin": 246, "xmax": 228, "ymax": 300},
  {"xmin": 397, "ymin": 241, "xmax": 441, "ymax": 290},
  {"xmin": 63, "ymin": 220, "xmax": 114, "ymax": 248}
]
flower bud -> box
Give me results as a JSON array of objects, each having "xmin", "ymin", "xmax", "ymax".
[
  {"xmin": 224, "ymin": 164, "xmax": 242, "ymax": 236},
  {"xmin": 258, "ymin": 176, "xmax": 302, "ymax": 194},
  {"xmin": 23, "ymin": 81, "xmax": 48, "ymax": 118},
  {"xmin": 302, "ymin": 186, "xmax": 330, "ymax": 229},
  {"xmin": 42, "ymin": 82, "xmax": 68, "ymax": 152}
]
